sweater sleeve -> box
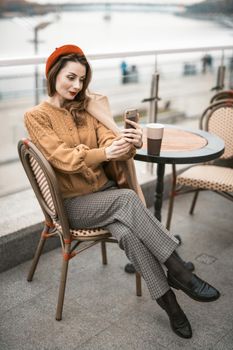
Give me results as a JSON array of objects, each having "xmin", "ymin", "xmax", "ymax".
[
  {"xmin": 86, "ymin": 93, "xmax": 136, "ymax": 161},
  {"xmin": 91, "ymin": 118, "xmax": 136, "ymax": 162},
  {"xmin": 24, "ymin": 111, "xmax": 107, "ymax": 175}
]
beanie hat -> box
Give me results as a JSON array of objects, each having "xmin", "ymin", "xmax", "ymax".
[{"xmin": 45, "ymin": 44, "xmax": 84, "ymax": 78}]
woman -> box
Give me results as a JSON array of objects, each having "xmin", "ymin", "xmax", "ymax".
[{"xmin": 24, "ymin": 44, "xmax": 220, "ymax": 339}]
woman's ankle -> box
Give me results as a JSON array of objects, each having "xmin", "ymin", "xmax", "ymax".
[
  {"xmin": 156, "ymin": 289, "xmax": 181, "ymax": 314},
  {"xmin": 165, "ymin": 252, "xmax": 193, "ymax": 283}
]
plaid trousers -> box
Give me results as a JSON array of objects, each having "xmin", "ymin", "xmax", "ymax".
[{"xmin": 64, "ymin": 187, "xmax": 179, "ymax": 299}]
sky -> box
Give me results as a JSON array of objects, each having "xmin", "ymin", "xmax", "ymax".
[{"xmin": 29, "ymin": 0, "xmax": 204, "ymax": 4}]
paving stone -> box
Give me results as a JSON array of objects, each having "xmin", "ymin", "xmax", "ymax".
[
  {"xmin": 74, "ymin": 316, "xmax": 168, "ymax": 350},
  {"xmin": 212, "ymin": 329, "xmax": 233, "ymax": 350},
  {"xmin": 1, "ymin": 191, "xmax": 233, "ymax": 350},
  {"xmin": 0, "ymin": 245, "xmax": 68, "ymax": 314},
  {"xmin": 195, "ymin": 253, "xmax": 217, "ymax": 265},
  {"xmin": 0, "ymin": 288, "xmax": 110, "ymax": 350}
]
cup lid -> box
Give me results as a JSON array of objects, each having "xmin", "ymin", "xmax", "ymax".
[{"xmin": 146, "ymin": 123, "xmax": 164, "ymax": 128}]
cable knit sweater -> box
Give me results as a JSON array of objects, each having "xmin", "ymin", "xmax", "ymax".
[{"xmin": 24, "ymin": 101, "xmax": 136, "ymax": 198}]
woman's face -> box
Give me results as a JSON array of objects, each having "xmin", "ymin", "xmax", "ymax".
[{"xmin": 55, "ymin": 61, "xmax": 86, "ymax": 103}]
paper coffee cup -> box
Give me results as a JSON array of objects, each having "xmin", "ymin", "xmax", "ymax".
[{"xmin": 146, "ymin": 123, "xmax": 164, "ymax": 155}]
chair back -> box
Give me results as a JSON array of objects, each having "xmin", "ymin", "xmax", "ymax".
[
  {"xmin": 200, "ymin": 100, "xmax": 233, "ymax": 160},
  {"xmin": 18, "ymin": 139, "xmax": 71, "ymax": 238},
  {"xmin": 210, "ymin": 90, "xmax": 233, "ymax": 104}
]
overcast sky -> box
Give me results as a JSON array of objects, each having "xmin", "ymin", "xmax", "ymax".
[{"xmin": 29, "ymin": 0, "xmax": 203, "ymax": 5}]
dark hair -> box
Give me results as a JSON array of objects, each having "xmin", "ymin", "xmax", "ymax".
[{"xmin": 46, "ymin": 53, "xmax": 92, "ymax": 126}]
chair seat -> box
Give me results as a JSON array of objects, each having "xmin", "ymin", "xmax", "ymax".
[
  {"xmin": 177, "ymin": 165, "xmax": 233, "ymax": 192},
  {"xmin": 53, "ymin": 221, "xmax": 112, "ymax": 240}
]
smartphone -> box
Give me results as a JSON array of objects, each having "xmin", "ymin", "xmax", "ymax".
[{"xmin": 124, "ymin": 108, "xmax": 139, "ymax": 129}]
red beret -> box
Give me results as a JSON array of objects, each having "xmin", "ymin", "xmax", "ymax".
[{"xmin": 45, "ymin": 44, "xmax": 84, "ymax": 78}]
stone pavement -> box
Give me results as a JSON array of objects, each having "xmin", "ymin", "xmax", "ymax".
[{"xmin": 0, "ymin": 190, "xmax": 233, "ymax": 350}]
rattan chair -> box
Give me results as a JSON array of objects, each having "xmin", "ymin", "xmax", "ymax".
[
  {"xmin": 18, "ymin": 139, "xmax": 142, "ymax": 321},
  {"xmin": 166, "ymin": 100, "xmax": 233, "ymax": 230},
  {"xmin": 210, "ymin": 90, "xmax": 233, "ymax": 104}
]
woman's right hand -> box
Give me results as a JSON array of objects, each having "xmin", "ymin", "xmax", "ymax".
[{"xmin": 105, "ymin": 138, "xmax": 132, "ymax": 160}]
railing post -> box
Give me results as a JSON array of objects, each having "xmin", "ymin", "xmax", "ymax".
[
  {"xmin": 149, "ymin": 72, "xmax": 160, "ymax": 123},
  {"xmin": 147, "ymin": 54, "xmax": 161, "ymax": 173},
  {"xmin": 149, "ymin": 54, "xmax": 161, "ymax": 124},
  {"xmin": 212, "ymin": 49, "xmax": 226, "ymax": 91}
]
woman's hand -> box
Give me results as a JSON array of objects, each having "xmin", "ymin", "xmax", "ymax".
[
  {"xmin": 122, "ymin": 119, "xmax": 143, "ymax": 148},
  {"xmin": 105, "ymin": 138, "xmax": 132, "ymax": 160}
]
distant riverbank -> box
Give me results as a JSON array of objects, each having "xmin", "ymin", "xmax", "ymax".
[
  {"xmin": 1, "ymin": 1, "xmax": 232, "ymax": 35},
  {"xmin": 176, "ymin": 11, "xmax": 233, "ymax": 29},
  {"xmin": 0, "ymin": 2, "xmax": 182, "ymax": 19}
]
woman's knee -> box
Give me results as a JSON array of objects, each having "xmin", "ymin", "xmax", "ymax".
[
  {"xmin": 119, "ymin": 231, "xmax": 136, "ymax": 251},
  {"xmin": 118, "ymin": 188, "xmax": 139, "ymax": 203}
]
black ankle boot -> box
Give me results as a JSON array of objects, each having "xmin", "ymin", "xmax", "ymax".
[{"xmin": 157, "ymin": 290, "xmax": 192, "ymax": 339}]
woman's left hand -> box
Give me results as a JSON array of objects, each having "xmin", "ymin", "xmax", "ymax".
[{"xmin": 121, "ymin": 119, "xmax": 143, "ymax": 148}]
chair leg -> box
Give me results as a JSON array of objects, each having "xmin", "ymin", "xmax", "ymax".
[
  {"xmin": 27, "ymin": 225, "xmax": 48, "ymax": 282},
  {"xmin": 135, "ymin": 272, "xmax": 142, "ymax": 296},
  {"xmin": 189, "ymin": 190, "xmax": 199, "ymax": 215},
  {"xmin": 166, "ymin": 192, "xmax": 175, "ymax": 231},
  {"xmin": 101, "ymin": 241, "xmax": 108, "ymax": 265},
  {"xmin": 166, "ymin": 164, "xmax": 177, "ymax": 230},
  {"xmin": 56, "ymin": 248, "xmax": 70, "ymax": 321}
]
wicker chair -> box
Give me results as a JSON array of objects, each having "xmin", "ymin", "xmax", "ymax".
[
  {"xmin": 210, "ymin": 90, "xmax": 233, "ymax": 104},
  {"xmin": 18, "ymin": 139, "xmax": 142, "ymax": 321},
  {"xmin": 166, "ymin": 100, "xmax": 233, "ymax": 230}
]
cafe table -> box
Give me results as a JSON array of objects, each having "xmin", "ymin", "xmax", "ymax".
[{"xmin": 134, "ymin": 124, "xmax": 225, "ymax": 224}]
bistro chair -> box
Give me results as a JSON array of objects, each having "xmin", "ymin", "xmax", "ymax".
[
  {"xmin": 18, "ymin": 139, "xmax": 142, "ymax": 321},
  {"xmin": 210, "ymin": 90, "xmax": 233, "ymax": 104},
  {"xmin": 166, "ymin": 100, "xmax": 233, "ymax": 230}
]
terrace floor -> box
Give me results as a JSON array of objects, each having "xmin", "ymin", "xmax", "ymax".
[{"xmin": 0, "ymin": 190, "xmax": 232, "ymax": 350}]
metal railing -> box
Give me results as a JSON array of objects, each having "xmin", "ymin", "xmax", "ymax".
[
  {"xmin": 1, "ymin": 45, "xmax": 232, "ymax": 114},
  {"xmin": 1, "ymin": 45, "xmax": 233, "ymax": 66},
  {"xmin": 0, "ymin": 45, "xmax": 233, "ymax": 196}
]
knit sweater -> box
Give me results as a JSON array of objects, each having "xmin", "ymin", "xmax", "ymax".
[
  {"xmin": 86, "ymin": 93, "xmax": 146, "ymax": 205},
  {"xmin": 24, "ymin": 101, "xmax": 136, "ymax": 198}
]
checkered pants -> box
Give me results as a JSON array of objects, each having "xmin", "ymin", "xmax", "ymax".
[{"xmin": 64, "ymin": 187, "xmax": 179, "ymax": 299}]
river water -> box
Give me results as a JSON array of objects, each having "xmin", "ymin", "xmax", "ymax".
[
  {"xmin": 0, "ymin": 9, "xmax": 232, "ymax": 93},
  {"xmin": 0, "ymin": 9, "xmax": 233, "ymax": 58}
]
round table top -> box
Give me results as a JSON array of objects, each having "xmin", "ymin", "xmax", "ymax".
[{"xmin": 134, "ymin": 124, "xmax": 225, "ymax": 164}]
